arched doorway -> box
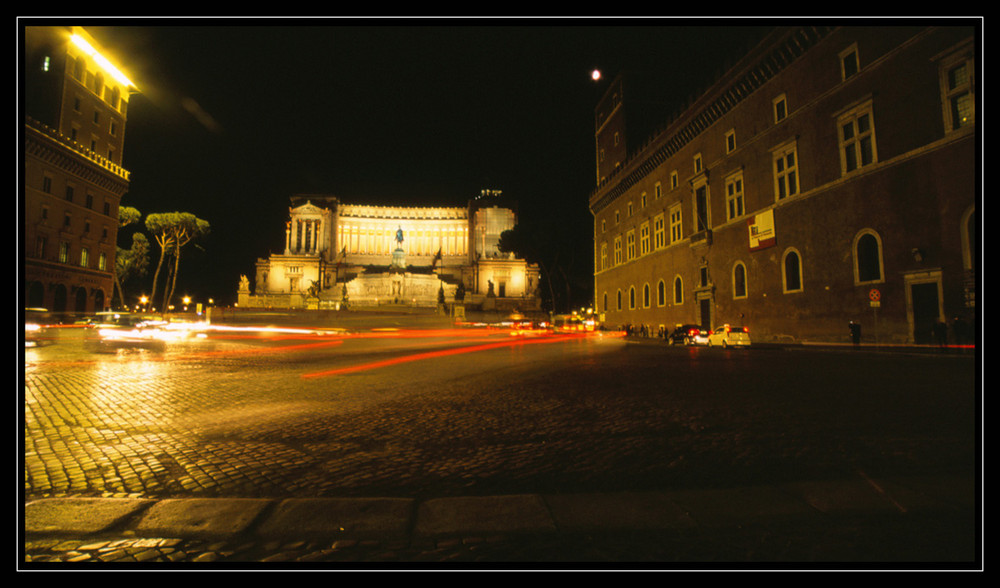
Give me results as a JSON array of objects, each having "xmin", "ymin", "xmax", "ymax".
[
  {"xmin": 74, "ymin": 287, "xmax": 88, "ymax": 313},
  {"xmin": 52, "ymin": 284, "xmax": 68, "ymax": 313},
  {"xmin": 26, "ymin": 281, "xmax": 45, "ymax": 308}
]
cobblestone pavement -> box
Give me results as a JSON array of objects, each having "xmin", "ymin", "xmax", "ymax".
[
  {"xmin": 23, "ymin": 508, "xmax": 978, "ymax": 566},
  {"xmin": 22, "ymin": 326, "xmax": 980, "ymax": 567}
]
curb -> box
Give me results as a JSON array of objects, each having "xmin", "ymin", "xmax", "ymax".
[
  {"xmin": 24, "ymin": 474, "xmax": 975, "ymax": 543},
  {"xmin": 622, "ymin": 335, "xmax": 976, "ymax": 355}
]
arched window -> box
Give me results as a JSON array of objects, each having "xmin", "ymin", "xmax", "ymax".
[
  {"xmin": 603, "ymin": 292, "xmax": 608, "ymax": 313},
  {"xmin": 657, "ymin": 280, "xmax": 666, "ymax": 306},
  {"xmin": 783, "ymin": 249, "xmax": 803, "ymax": 293},
  {"xmin": 616, "ymin": 289, "xmax": 622, "ymax": 311},
  {"xmin": 854, "ymin": 230, "xmax": 883, "ymax": 284},
  {"xmin": 94, "ymin": 72, "xmax": 105, "ymax": 100},
  {"xmin": 673, "ymin": 276, "xmax": 684, "ymax": 305},
  {"xmin": 643, "ymin": 283, "xmax": 650, "ymax": 308},
  {"xmin": 733, "ymin": 262, "xmax": 747, "ymax": 299},
  {"xmin": 629, "ymin": 286, "xmax": 636, "ymax": 310}
]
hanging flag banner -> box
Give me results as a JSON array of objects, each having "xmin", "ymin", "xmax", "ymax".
[{"xmin": 748, "ymin": 209, "xmax": 776, "ymax": 251}]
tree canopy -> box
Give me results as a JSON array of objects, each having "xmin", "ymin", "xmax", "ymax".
[{"xmin": 145, "ymin": 212, "xmax": 210, "ymax": 312}]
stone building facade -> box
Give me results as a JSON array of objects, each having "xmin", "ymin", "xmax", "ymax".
[
  {"xmin": 591, "ymin": 25, "xmax": 977, "ymax": 344},
  {"xmin": 23, "ymin": 26, "xmax": 136, "ymax": 314}
]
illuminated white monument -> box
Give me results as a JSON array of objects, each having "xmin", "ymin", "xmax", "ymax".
[{"xmin": 247, "ymin": 193, "xmax": 540, "ymax": 311}]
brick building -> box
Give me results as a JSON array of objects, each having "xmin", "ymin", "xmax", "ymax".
[
  {"xmin": 23, "ymin": 26, "xmax": 136, "ymax": 314},
  {"xmin": 590, "ymin": 25, "xmax": 977, "ymax": 344}
]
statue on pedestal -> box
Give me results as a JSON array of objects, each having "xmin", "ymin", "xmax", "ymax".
[{"xmin": 390, "ymin": 225, "xmax": 407, "ymax": 271}]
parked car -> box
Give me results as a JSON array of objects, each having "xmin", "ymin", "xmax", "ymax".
[
  {"xmin": 707, "ymin": 324, "xmax": 752, "ymax": 348},
  {"xmin": 668, "ymin": 324, "xmax": 709, "ymax": 346},
  {"xmin": 25, "ymin": 308, "xmax": 56, "ymax": 347}
]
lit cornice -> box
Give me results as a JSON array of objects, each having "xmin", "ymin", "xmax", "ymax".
[{"xmin": 70, "ymin": 32, "xmax": 136, "ymax": 90}]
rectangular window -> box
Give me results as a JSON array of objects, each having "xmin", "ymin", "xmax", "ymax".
[
  {"xmin": 639, "ymin": 222, "xmax": 650, "ymax": 256},
  {"xmin": 839, "ymin": 103, "xmax": 876, "ymax": 174},
  {"xmin": 669, "ymin": 204, "xmax": 683, "ymax": 244},
  {"xmin": 693, "ymin": 181, "xmax": 710, "ymax": 232},
  {"xmin": 840, "ymin": 44, "xmax": 859, "ymax": 80},
  {"xmin": 58, "ymin": 242, "xmax": 69, "ymax": 263},
  {"xmin": 654, "ymin": 182, "xmax": 662, "ymax": 200},
  {"xmin": 600, "ymin": 243, "xmax": 608, "ymax": 271},
  {"xmin": 948, "ymin": 64, "xmax": 974, "ymax": 128},
  {"xmin": 725, "ymin": 129, "xmax": 736, "ymax": 153},
  {"xmin": 670, "ymin": 171, "xmax": 678, "ymax": 189},
  {"xmin": 940, "ymin": 52, "xmax": 975, "ymax": 132},
  {"xmin": 42, "ymin": 176, "xmax": 52, "ymax": 194},
  {"xmin": 80, "ymin": 247, "xmax": 90, "ymax": 268},
  {"xmin": 65, "ymin": 186, "xmax": 74, "ymax": 202},
  {"xmin": 613, "ymin": 237, "xmax": 622, "ymax": 265},
  {"xmin": 35, "ymin": 236, "xmax": 47, "ymax": 258},
  {"xmin": 626, "ymin": 230, "xmax": 635, "ymax": 260},
  {"xmin": 693, "ymin": 153, "xmax": 703, "ymax": 174},
  {"xmin": 773, "ymin": 94, "xmax": 787, "ymax": 123},
  {"xmin": 653, "ymin": 214, "xmax": 665, "ymax": 249},
  {"xmin": 773, "ymin": 142, "xmax": 799, "ymax": 200},
  {"xmin": 99, "ymin": 252, "xmax": 107, "ymax": 271},
  {"xmin": 725, "ymin": 173, "xmax": 745, "ymax": 220}
]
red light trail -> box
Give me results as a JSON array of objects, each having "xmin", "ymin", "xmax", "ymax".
[{"xmin": 301, "ymin": 333, "xmax": 588, "ymax": 379}]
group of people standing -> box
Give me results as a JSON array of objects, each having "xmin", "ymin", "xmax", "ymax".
[{"xmin": 849, "ymin": 315, "xmax": 973, "ymax": 349}]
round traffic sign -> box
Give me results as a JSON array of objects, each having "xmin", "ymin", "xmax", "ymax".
[{"xmin": 869, "ymin": 288, "xmax": 881, "ymax": 301}]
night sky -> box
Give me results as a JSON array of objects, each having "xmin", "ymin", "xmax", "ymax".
[{"xmin": 74, "ymin": 19, "xmax": 773, "ymax": 309}]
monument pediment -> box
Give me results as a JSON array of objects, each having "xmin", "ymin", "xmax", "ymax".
[{"xmin": 290, "ymin": 201, "xmax": 330, "ymax": 215}]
